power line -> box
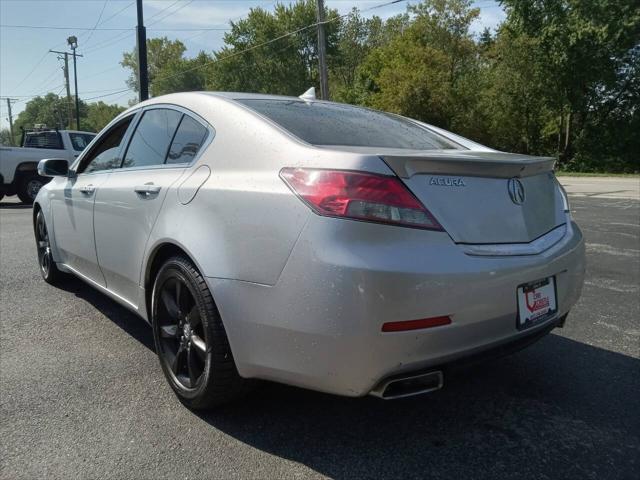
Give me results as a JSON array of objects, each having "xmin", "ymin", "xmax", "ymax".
[
  {"xmin": 0, "ymin": 24, "xmax": 230, "ymax": 31},
  {"xmin": 81, "ymin": 0, "xmax": 193, "ymax": 54},
  {"xmin": 81, "ymin": 64, "xmax": 128, "ymax": 81},
  {"xmin": 181, "ymin": 1, "xmax": 279, "ymax": 43},
  {"xmin": 82, "ymin": 88, "xmax": 132, "ymax": 101},
  {"xmin": 81, "ymin": 0, "xmax": 109, "ymax": 46},
  {"xmin": 147, "ymin": 0, "xmax": 195, "ymax": 27},
  {"xmin": 12, "ymin": 84, "xmax": 65, "ymax": 104},
  {"xmin": 29, "ymin": 64, "xmax": 63, "ymax": 92},
  {"xmin": 82, "ymin": 31, "xmax": 135, "ymax": 54},
  {"xmin": 0, "ymin": 24, "xmax": 131, "ymax": 30},
  {"xmin": 8, "ymin": 50, "xmax": 51, "ymax": 92},
  {"xmin": 99, "ymin": 1, "xmax": 135, "ymax": 26}
]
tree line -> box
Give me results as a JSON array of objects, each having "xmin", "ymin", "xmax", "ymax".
[
  {"xmin": 1, "ymin": 95, "xmax": 126, "ymax": 145},
  {"xmin": 5, "ymin": 0, "xmax": 638, "ymax": 172}
]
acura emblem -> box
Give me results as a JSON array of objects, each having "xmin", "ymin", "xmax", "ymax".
[{"xmin": 508, "ymin": 178, "xmax": 525, "ymax": 205}]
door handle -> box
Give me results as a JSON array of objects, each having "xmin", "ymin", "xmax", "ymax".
[
  {"xmin": 134, "ymin": 184, "xmax": 161, "ymax": 196},
  {"xmin": 79, "ymin": 185, "xmax": 95, "ymax": 195}
]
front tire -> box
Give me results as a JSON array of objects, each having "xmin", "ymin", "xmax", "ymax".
[
  {"xmin": 151, "ymin": 255, "xmax": 249, "ymax": 409},
  {"xmin": 34, "ymin": 210, "xmax": 66, "ymax": 284}
]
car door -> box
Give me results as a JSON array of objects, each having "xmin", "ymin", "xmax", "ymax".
[
  {"xmin": 93, "ymin": 107, "xmax": 211, "ymax": 307},
  {"xmin": 50, "ymin": 114, "xmax": 137, "ymax": 286}
]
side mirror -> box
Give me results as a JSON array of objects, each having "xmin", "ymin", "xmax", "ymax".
[{"xmin": 38, "ymin": 158, "xmax": 69, "ymax": 177}]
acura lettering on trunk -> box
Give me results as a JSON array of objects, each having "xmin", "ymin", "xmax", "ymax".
[
  {"xmin": 32, "ymin": 92, "xmax": 586, "ymax": 408},
  {"xmin": 429, "ymin": 176, "xmax": 467, "ymax": 187}
]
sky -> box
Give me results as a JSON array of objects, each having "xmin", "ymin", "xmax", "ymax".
[{"xmin": 0, "ymin": 0, "xmax": 505, "ymax": 130}]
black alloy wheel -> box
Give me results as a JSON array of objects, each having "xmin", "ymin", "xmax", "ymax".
[
  {"xmin": 34, "ymin": 210, "xmax": 65, "ymax": 284},
  {"xmin": 156, "ymin": 274, "xmax": 207, "ymax": 389},
  {"xmin": 151, "ymin": 255, "xmax": 249, "ymax": 409}
]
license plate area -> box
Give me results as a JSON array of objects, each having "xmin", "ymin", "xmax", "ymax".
[{"xmin": 516, "ymin": 276, "xmax": 558, "ymax": 330}]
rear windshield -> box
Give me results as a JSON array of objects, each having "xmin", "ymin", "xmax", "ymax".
[
  {"xmin": 238, "ymin": 99, "xmax": 462, "ymax": 150},
  {"xmin": 23, "ymin": 131, "xmax": 63, "ymax": 149}
]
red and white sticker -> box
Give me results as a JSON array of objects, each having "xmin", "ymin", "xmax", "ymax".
[{"xmin": 517, "ymin": 277, "xmax": 557, "ymax": 328}]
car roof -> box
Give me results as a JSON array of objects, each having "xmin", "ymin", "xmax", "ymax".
[
  {"xmin": 132, "ymin": 91, "xmax": 327, "ymax": 116},
  {"xmin": 201, "ymin": 91, "xmax": 315, "ymax": 102}
]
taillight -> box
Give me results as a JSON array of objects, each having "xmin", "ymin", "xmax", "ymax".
[{"xmin": 280, "ymin": 168, "xmax": 443, "ymax": 231}]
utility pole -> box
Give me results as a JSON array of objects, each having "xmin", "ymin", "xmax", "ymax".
[
  {"xmin": 67, "ymin": 36, "xmax": 81, "ymax": 130},
  {"xmin": 316, "ymin": 0, "xmax": 329, "ymax": 101},
  {"xmin": 49, "ymin": 50, "xmax": 74, "ymax": 129},
  {"xmin": 1, "ymin": 97, "xmax": 17, "ymax": 145},
  {"xmin": 51, "ymin": 44, "xmax": 82, "ymax": 130},
  {"xmin": 136, "ymin": 0, "xmax": 149, "ymax": 101}
]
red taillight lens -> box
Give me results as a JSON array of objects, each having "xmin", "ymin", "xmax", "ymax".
[
  {"xmin": 381, "ymin": 316, "xmax": 451, "ymax": 332},
  {"xmin": 280, "ymin": 168, "xmax": 443, "ymax": 230}
]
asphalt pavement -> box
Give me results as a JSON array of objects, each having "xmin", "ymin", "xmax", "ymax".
[{"xmin": 1, "ymin": 179, "xmax": 639, "ymax": 479}]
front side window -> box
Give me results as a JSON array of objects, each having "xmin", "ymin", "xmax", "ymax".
[
  {"xmin": 166, "ymin": 115, "xmax": 208, "ymax": 165},
  {"xmin": 80, "ymin": 116, "xmax": 134, "ymax": 174},
  {"xmin": 69, "ymin": 132, "xmax": 96, "ymax": 152},
  {"xmin": 122, "ymin": 109, "xmax": 182, "ymax": 169},
  {"xmin": 238, "ymin": 99, "xmax": 463, "ymax": 150}
]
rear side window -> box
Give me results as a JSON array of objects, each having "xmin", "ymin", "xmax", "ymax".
[
  {"xmin": 238, "ymin": 99, "xmax": 462, "ymax": 150},
  {"xmin": 166, "ymin": 115, "xmax": 208, "ymax": 165},
  {"xmin": 123, "ymin": 109, "xmax": 181, "ymax": 169},
  {"xmin": 69, "ymin": 132, "xmax": 96, "ymax": 151},
  {"xmin": 23, "ymin": 131, "xmax": 63, "ymax": 149}
]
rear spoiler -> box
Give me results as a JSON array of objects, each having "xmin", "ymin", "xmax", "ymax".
[{"xmin": 382, "ymin": 151, "xmax": 556, "ymax": 179}]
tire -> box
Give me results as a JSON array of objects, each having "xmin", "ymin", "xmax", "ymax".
[
  {"xmin": 151, "ymin": 255, "xmax": 250, "ymax": 409},
  {"xmin": 0, "ymin": 191, "xmax": 4, "ymax": 202},
  {"xmin": 18, "ymin": 174, "xmax": 46, "ymax": 204},
  {"xmin": 34, "ymin": 210, "xmax": 66, "ymax": 284}
]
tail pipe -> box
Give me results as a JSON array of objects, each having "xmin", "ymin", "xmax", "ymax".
[{"xmin": 370, "ymin": 370, "xmax": 443, "ymax": 400}]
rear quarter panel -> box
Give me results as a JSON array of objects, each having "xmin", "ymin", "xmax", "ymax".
[{"xmin": 142, "ymin": 95, "xmax": 311, "ymax": 287}]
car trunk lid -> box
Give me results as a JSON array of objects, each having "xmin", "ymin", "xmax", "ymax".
[{"xmin": 382, "ymin": 151, "xmax": 564, "ymax": 244}]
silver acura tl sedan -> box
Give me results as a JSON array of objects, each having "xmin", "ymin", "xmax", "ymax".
[{"xmin": 33, "ymin": 92, "xmax": 585, "ymax": 409}]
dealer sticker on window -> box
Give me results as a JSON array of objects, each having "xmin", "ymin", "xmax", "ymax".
[{"xmin": 516, "ymin": 277, "xmax": 557, "ymax": 330}]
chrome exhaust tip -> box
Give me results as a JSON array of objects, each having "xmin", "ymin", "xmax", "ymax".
[{"xmin": 370, "ymin": 370, "xmax": 443, "ymax": 400}]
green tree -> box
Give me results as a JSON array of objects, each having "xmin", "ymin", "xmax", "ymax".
[
  {"xmin": 121, "ymin": 37, "xmax": 200, "ymax": 96},
  {"xmin": 356, "ymin": 0, "xmax": 482, "ymax": 135},
  {"xmin": 208, "ymin": 0, "xmax": 340, "ymax": 96},
  {"xmin": 0, "ymin": 128, "xmax": 15, "ymax": 146},
  {"xmin": 330, "ymin": 11, "xmax": 409, "ymax": 103},
  {"xmin": 151, "ymin": 52, "xmax": 210, "ymax": 96},
  {"xmin": 13, "ymin": 94, "xmax": 124, "ymax": 135},
  {"xmin": 13, "ymin": 93, "xmax": 83, "ymax": 132},
  {"xmin": 500, "ymin": 0, "xmax": 640, "ymax": 169},
  {"xmin": 477, "ymin": 29, "xmax": 551, "ymax": 153},
  {"xmin": 85, "ymin": 101, "xmax": 126, "ymax": 132}
]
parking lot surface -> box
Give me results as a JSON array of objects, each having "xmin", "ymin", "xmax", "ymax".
[{"xmin": 1, "ymin": 179, "xmax": 639, "ymax": 479}]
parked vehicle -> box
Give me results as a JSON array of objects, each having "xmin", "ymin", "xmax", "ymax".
[
  {"xmin": 33, "ymin": 92, "xmax": 585, "ymax": 409},
  {"xmin": 0, "ymin": 128, "xmax": 95, "ymax": 203}
]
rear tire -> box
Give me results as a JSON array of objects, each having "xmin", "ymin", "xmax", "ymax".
[
  {"xmin": 151, "ymin": 255, "xmax": 250, "ymax": 410},
  {"xmin": 34, "ymin": 210, "xmax": 66, "ymax": 284},
  {"xmin": 18, "ymin": 174, "xmax": 46, "ymax": 204}
]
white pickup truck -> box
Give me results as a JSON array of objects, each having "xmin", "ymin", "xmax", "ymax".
[{"xmin": 0, "ymin": 129, "xmax": 96, "ymax": 203}]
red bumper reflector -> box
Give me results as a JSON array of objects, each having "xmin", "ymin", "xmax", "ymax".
[{"xmin": 381, "ymin": 316, "xmax": 451, "ymax": 332}]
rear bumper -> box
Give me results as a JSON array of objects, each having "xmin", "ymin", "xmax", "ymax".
[{"xmin": 208, "ymin": 217, "xmax": 586, "ymax": 397}]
